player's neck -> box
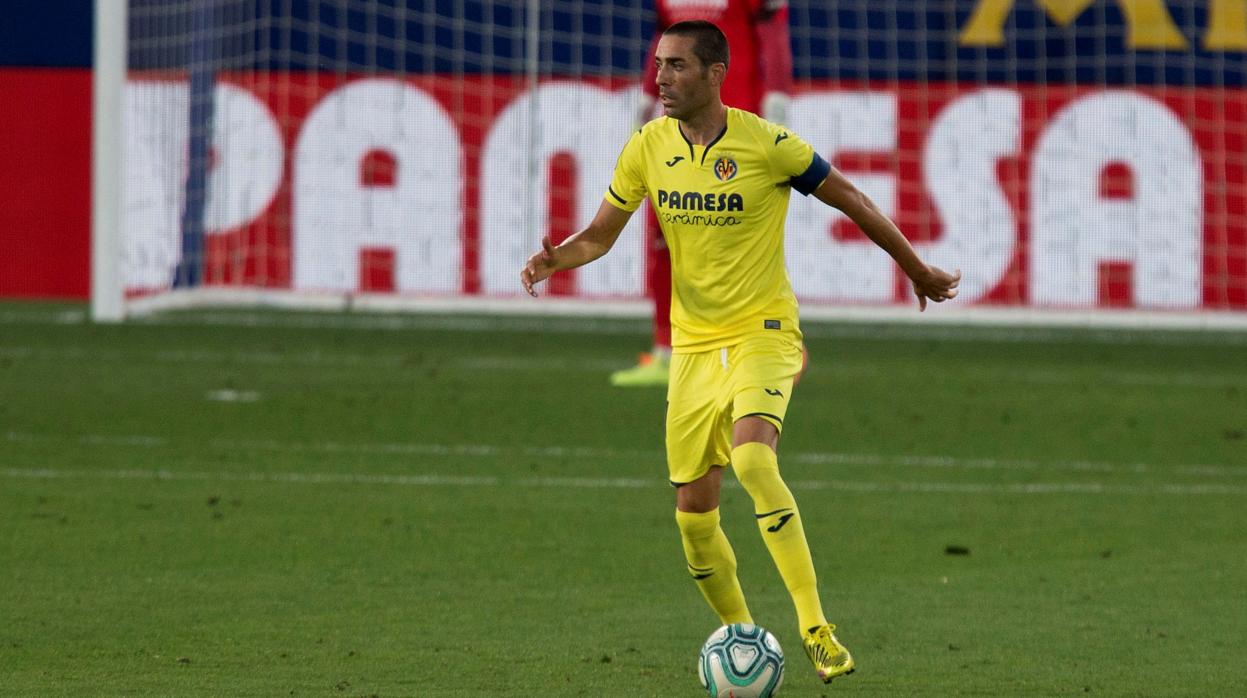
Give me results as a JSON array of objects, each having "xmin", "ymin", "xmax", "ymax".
[{"xmin": 677, "ymin": 102, "xmax": 728, "ymax": 145}]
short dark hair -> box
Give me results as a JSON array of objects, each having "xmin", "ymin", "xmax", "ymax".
[{"xmin": 663, "ymin": 20, "xmax": 730, "ymax": 71}]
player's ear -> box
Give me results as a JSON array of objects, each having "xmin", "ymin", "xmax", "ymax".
[{"xmin": 708, "ymin": 62, "xmax": 726, "ymax": 87}]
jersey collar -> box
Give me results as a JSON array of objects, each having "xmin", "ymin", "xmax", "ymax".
[{"xmin": 676, "ymin": 116, "xmax": 730, "ymax": 166}]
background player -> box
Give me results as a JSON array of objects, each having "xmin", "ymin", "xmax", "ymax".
[
  {"xmin": 521, "ymin": 20, "xmax": 959, "ymax": 684},
  {"xmin": 611, "ymin": 0, "xmax": 794, "ymax": 387}
]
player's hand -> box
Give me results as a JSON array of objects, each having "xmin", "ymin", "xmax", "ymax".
[
  {"xmin": 520, "ymin": 235, "xmax": 560, "ymax": 297},
  {"xmin": 911, "ymin": 266, "xmax": 961, "ymax": 311}
]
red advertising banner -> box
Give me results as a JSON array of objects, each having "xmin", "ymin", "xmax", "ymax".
[
  {"xmin": 3, "ymin": 71, "xmax": 1244, "ymax": 310},
  {"xmin": 0, "ymin": 69, "xmax": 92, "ymax": 299}
]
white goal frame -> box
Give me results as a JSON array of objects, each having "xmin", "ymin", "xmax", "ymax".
[{"xmin": 92, "ymin": 0, "xmax": 127, "ymax": 323}]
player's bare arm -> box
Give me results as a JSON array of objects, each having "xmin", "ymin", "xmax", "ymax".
[
  {"xmin": 812, "ymin": 167, "xmax": 961, "ymax": 311},
  {"xmin": 520, "ymin": 200, "xmax": 634, "ymax": 297}
]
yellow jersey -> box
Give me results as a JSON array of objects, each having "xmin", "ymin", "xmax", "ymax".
[{"xmin": 604, "ymin": 107, "xmax": 830, "ymax": 352}]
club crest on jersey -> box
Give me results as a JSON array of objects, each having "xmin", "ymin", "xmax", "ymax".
[{"xmin": 713, "ymin": 157, "xmax": 738, "ymax": 182}]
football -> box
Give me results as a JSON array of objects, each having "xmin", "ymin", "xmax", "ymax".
[{"xmin": 697, "ymin": 623, "xmax": 785, "ymax": 698}]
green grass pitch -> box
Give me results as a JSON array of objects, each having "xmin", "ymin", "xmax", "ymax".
[{"xmin": 2, "ymin": 302, "xmax": 1245, "ymax": 696}]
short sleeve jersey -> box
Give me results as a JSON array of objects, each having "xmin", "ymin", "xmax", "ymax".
[{"xmin": 605, "ymin": 107, "xmax": 830, "ymax": 352}]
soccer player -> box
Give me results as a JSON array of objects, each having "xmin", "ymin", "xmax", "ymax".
[
  {"xmin": 520, "ymin": 20, "xmax": 959, "ymax": 684},
  {"xmin": 611, "ymin": 0, "xmax": 794, "ymax": 387}
]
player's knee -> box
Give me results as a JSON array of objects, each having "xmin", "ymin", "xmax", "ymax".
[
  {"xmin": 732, "ymin": 442, "xmax": 778, "ymax": 489},
  {"xmin": 731, "ymin": 442, "xmax": 791, "ymax": 508},
  {"xmin": 675, "ymin": 509, "xmax": 735, "ymax": 578},
  {"xmin": 675, "ymin": 466, "xmax": 722, "ymax": 513},
  {"xmin": 676, "ymin": 507, "xmax": 721, "ymax": 540}
]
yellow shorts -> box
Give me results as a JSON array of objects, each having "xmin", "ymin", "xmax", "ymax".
[{"xmin": 665, "ymin": 332, "xmax": 805, "ymax": 486}]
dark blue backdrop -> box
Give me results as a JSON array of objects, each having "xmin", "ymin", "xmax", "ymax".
[
  {"xmin": 4, "ymin": 1, "xmax": 1242, "ymax": 86},
  {"xmin": 2, "ymin": 1, "xmax": 95, "ymax": 67}
]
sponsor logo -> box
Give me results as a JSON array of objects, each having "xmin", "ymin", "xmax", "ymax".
[
  {"xmin": 959, "ymin": 0, "xmax": 1246, "ymax": 51},
  {"xmin": 764, "ymin": 319, "xmax": 781, "ymax": 330},
  {"xmin": 774, "ymin": 132, "xmax": 790, "ymax": 145},
  {"xmin": 764, "ymin": 388, "xmax": 784, "ymax": 397},
  {"xmin": 655, "ymin": 190, "xmax": 745, "ymax": 227},
  {"xmin": 660, "ymin": 212, "xmax": 742, "ymax": 226},
  {"xmin": 656, "ymin": 189, "xmax": 743, "ymax": 212},
  {"xmin": 111, "ymin": 76, "xmax": 1233, "ymax": 310},
  {"xmin": 763, "ymin": 511, "xmax": 795, "ymax": 533},
  {"xmin": 713, "ymin": 157, "xmax": 738, "ymax": 181},
  {"xmin": 665, "ymin": 155, "xmax": 685, "ymax": 167}
]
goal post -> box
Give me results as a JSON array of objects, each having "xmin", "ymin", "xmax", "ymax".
[
  {"xmin": 92, "ymin": 1, "xmax": 1247, "ymax": 329},
  {"xmin": 91, "ymin": 0, "xmax": 127, "ymax": 323}
]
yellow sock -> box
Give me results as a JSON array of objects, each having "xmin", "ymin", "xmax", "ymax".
[
  {"xmin": 675, "ymin": 508, "xmax": 752, "ymax": 625},
  {"xmin": 732, "ymin": 442, "xmax": 828, "ymax": 632}
]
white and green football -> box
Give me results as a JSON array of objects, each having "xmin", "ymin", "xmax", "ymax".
[{"xmin": 697, "ymin": 623, "xmax": 785, "ymax": 698}]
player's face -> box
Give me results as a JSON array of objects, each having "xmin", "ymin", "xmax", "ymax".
[{"xmin": 654, "ymin": 35, "xmax": 721, "ymax": 121}]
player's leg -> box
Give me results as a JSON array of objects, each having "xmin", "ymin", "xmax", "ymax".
[
  {"xmin": 727, "ymin": 336, "xmax": 853, "ymax": 682},
  {"xmin": 732, "ymin": 418, "xmax": 853, "ymax": 682},
  {"xmin": 731, "ymin": 418, "xmax": 825, "ymax": 633},
  {"xmin": 611, "ymin": 212, "xmax": 671, "ymax": 387},
  {"xmin": 668, "ymin": 349, "xmax": 750, "ymax": 625},
  {"xmin": 674, "ymin": 467, "xmax": 751, "ymax": 625}
]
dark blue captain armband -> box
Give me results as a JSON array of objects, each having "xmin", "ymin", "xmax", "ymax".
[{"xmin": 789, "ymin": 152, "xmax": 831, "ymax": 196}]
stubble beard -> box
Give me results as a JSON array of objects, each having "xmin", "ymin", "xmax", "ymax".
[{"xmin": 668, "ymin": 88, "xmax": 708, "ymax": 122}]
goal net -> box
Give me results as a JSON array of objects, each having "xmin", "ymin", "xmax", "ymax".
[{"xmin": 97, "ymin": 1, "xmax": 1247, "ymax": 327}]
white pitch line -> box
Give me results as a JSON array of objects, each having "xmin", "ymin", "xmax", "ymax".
[
  {"xmin": 7, "ymin": 305, "xmax": 1247, "ymax": 347},
  {"xmin": 0, "ymin": 466, "xmax": 498, "ymax": 488},
  {"xmin": 210, "ymin": 437, "xmax": 656, "ymax": 462},
  {"xmin": 2, "ymin": 466, "xmax": 1245, "ymax": 496},
  {"xmin": 789, "ymin": 479, "xmax": 1247, "ymax": 496},
  {"xmin": 0, "ymin": 345, "xmax": 624, "ymax": 372},
  {"xmin": 789, "ymin": 452, "xmax": 1157, "ymax": 474},
  {"xmin": 5, "ymin": 431, "xmax": 1244, "ymax": 479}
]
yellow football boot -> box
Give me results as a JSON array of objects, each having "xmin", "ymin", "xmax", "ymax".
[
  {"xmin": 609, "ymin": 352, "xmax": 669, "ymax": 387},
  {"xmin": 803, "ymin": 624, "xmax": 855, "ymax": 683}
]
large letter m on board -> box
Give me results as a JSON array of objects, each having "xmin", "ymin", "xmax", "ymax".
[{"xmin": 959, "ymin": 0, "xmax": 1247, "ymax": 50}]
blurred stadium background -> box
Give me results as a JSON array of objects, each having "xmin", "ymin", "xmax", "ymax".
[
  {"xmin": 2, "ymin": 1, "xmax": 1246, "ymax": 325},
  {"xmin": 2, "ymin": 2, "xmax": 1246, "ymax": 696}
]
